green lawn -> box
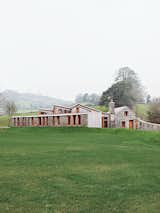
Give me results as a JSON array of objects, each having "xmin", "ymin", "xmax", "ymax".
[
  {"xmin": 0, "ymin": 115, "xmax": 10, "ymax": 127},
  {"xmin": 0, "ymin": 128, "xmax": 160, "ymax": 213}
]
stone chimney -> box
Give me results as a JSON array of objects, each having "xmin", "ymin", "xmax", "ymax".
[{"xmin": 109, "ymin": 99, "xmax": 115, "ymax": 114}]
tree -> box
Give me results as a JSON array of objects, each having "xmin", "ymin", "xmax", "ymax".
[
  {"xmin": 146, "ymin": 94, "xmax": 151, "ymax": 104},
  {"xmin": 5, "ymin": 101, "xmax": 17, "ymax": 126},
  {"xmin": 115, "ymin": 67, "xmax": 138, "ymax": 82},
  {"xmin": 147, "ymin": 100, "xmax": 160, "ymax": 124},
  {"xmin": 100, "ymin": 67, "xmax": 144, "ymax": 108},
  {"xmin": 0, "ymin": 93, "xmax": 6, "ymax": 116},
  {"xmin": 0, "ymin": 93, "xmax": 5, "ymax": 107},
  {"xmin": 75, "ymin": 93, "xmax": 100, "ymax": 105}
]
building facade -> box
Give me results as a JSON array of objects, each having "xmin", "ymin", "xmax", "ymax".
[{"xmin": 11, "ymin": 102, "xmax": 138, "ymax": 129}]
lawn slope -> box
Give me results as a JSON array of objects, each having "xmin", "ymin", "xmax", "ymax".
[{"xmin": 0, "ymin": 128, "xmax": 160, "ymax": 213}]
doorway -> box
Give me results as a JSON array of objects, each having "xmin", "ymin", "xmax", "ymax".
[
  {"xmin": 104, "ymin": 117, "xmax": 108, "ymax": 128},
  {"xmin": 102, "ymin": 117, "xmax": 108, "ymax": 128},
  {"xmin": 129, "ymin": 120, "xmax": 134, "ymax": 129},
  {"xmin": 122, "ymin": 121, "xmax": 126, "ymax": 128}
]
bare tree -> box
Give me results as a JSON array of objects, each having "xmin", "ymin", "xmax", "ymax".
[
  {"xmin": 5, "ymin": 101, "xmax": 17, "ymax": 126},
  {"xmin": 0, "ymin": 93, "xmax": 6, "ymax": 116},
  {"xmin": 0, "ymin": 93, "xmax": 5, "ymax": 107}
]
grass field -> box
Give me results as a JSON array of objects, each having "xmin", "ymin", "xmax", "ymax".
[
  {"xmin": 0, "ymin": 115, "xmax": 9, "ymax": 126},
  {"xmin": 0, "ymin": 128, "xmax": 160, "ymax": 213}
]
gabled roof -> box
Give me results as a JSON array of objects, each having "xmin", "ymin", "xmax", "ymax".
[
  {"xmin": 39, "ymin": 103, "xmax": 102, "ymax": 114},
  {"xmin": 114, "ymin": 106, "xmax": 131, "ymax": 114},
  {"xmin": 71, "ymin": 103, "xmax": 101, "ymax": 112},
  {"xmin": 53, "ymin": 105, "xmax": 71, "ymax": 110}
]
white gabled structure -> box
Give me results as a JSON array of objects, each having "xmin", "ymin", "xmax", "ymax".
[{"xmin": 71, "ymin": 104, "xmax": 102, "ymax": 128}]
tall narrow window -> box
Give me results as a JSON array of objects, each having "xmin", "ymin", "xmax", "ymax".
[
  {"xmin": 38, "ymin": 117, "xmax": 41, "ymax": 126},
  {"xmin": 78, "ymin": 115, "xmax": 81, "ymax": 125},
  {"xmin": 124, "ymin": 111, "xmax": 128, "ymax": 116},
  {"xmin": 57, "ymin": 116, "xmax": 60, "ymax": 125},
  {"xmin": 68, "ymin": 116, "xmax": 71, "ymax": 125},
  {"xmin": 73, "ymin": 115, "xmax": 76, "ymax": 125}
]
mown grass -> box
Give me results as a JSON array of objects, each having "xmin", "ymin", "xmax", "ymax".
[
  {"xmin": 0, "ymin": 128, "xmax": 160, "ymax": 213},
  {"xmin": 0, "ymin": 115, "xmax": 9, "ymax": 126}
]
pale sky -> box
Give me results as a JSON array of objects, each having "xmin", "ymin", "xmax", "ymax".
[{"xmin": 0, "ymin": 0, "xmax": 160, "ymax": 100}]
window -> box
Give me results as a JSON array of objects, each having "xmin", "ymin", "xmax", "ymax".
[
  {"xmin": 57, "ymin": 116, "xmax": 60, "ymax": 125},
  {"xmin": 78, "ymin": 115, "xmax": 81, "ymax": 125},
  {"xmin": 76, "ymin": 107, "xmax": 80, "ymax": 113},
  {"xmin": 38, "ymin": 117, "xmax": 41, "ymax": 126},
  {"xmin": 124, "ymin": 111, "xmax": 128, "ymax": 116},
  {"xmin": 68, "ymin": 116, "xmax": 71, "ymax": 125},
  {"xmin": 73, "ymin": 115, "xmax": 76, "ymax": 125}
]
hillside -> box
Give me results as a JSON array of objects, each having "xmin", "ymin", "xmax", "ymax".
[{"xmin": 1, "ymin": 90, "xmax": 72, "ymax": 112}]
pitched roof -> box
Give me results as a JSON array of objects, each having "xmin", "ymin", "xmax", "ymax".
[
  {"xmin": 114, "ymin": 106, "xmax": 130, "ymax": 114},
  {"xmin": 71, "ymin": 103, "xmax": 101, "ymax": 112},
  {"xmin": 53, "ymin": 105, "xmax": 71, "ymax": 110}
]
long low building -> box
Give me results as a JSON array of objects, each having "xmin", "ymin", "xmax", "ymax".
[{"xmin": 11, "ymin": 101, "xmax": 139, "ymax": 129}]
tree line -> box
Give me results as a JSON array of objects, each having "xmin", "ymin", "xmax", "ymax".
[{"xmin": 75, "ymin": 67, "xmax": 160, "ymax": 124}]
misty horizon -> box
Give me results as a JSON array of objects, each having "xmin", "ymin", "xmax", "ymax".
[{"xmin": 1, "ymin": 0, "xmax": 160, "ymax": 100}]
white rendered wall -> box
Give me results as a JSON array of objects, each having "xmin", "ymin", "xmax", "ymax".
[{"xmin": 87, "ymin": 112, "xmax": 102, "ymax": 128}]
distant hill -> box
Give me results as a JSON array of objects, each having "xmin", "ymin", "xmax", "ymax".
[{"xmin": 2, "ymin": 90, "xmax": 72, "ymax": 112}]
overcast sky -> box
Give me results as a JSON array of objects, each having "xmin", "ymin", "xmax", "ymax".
[{"xmin": 0, "ymin": 0, "xmax": 160, "ymax": 100}]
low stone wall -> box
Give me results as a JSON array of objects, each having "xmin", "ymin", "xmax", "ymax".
[{"xmin": 138, "ymin": 119, "xmax": 160, "ymax": 131}]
